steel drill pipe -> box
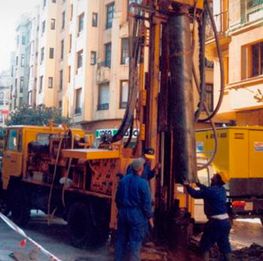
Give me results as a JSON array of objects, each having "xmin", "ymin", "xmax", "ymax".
[{"xmin": 167, "ymin": 8, "xmax": 197, "ymax": 183}]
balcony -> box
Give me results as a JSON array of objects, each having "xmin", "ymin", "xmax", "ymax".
[
  {"xmin": 97, "ymin": 103, "xmax": 109, "ymax": 111},
  {"xmin": 206, "ymin": 11, "xmax": 229, "ymax": 40},
  {"xmin": 96, "ymin": 62, "xmax": 111, "ymax": 83}
]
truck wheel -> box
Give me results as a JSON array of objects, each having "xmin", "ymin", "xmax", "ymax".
[
  {"xmin": 9, "ymin": 185, "xmax": 30, "ymax": 226},
  {"xmin": 67, "ymin": 202, "xmax": 94, "ymax": 248},
  {"xmin": 67, "ymin": 202, "xmax": 109, "ymax": 248}
]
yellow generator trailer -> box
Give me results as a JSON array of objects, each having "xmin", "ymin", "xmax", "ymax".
[{"xmin": 196, "ymin": 126, "xmax": 263, "ymax": 221}]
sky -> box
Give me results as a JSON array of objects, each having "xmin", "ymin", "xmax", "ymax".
[{"xmin": 0, "ymin": 0, "xmax": 39, "ymax": 72}]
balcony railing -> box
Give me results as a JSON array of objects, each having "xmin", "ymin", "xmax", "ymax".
[
  {"xmin": 97, "ymin": 103, "xmax": 109, "ymax": 111},
  {"xmin": 206, "ymin": 11, "xmax": 229, "ymax": 40}
]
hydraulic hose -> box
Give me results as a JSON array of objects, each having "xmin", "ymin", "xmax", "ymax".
[{"xmin": 198, "ymin": 0, "xmax": 225, "ymax": 122}]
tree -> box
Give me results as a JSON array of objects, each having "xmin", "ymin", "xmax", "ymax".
[{"xmin": 6, "ymin": 105, "xmax": 71, "ymax": 126}]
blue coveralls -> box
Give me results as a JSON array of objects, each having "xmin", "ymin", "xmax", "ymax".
[
  {"xmin": 115, "ymin": 170, "xmax": 153, "ymax": 261},
  {"xmin": 186, "ymin": 184, "xmax": 231, "ymax": 254}
]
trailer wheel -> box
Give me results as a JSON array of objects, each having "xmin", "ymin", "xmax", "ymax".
[
  {"xmin": 67, "ymin": 202, "xmax": 109, "ymax": 248},
  {"xmin": 9, "ymin": 185, "xmax": 30, "ymax": 226},
  {"xmin": 67, "ymin": 202, "xmax": 94, "ymax": 248}
]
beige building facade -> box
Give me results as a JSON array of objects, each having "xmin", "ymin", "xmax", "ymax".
[
  {"xmin": 22, "ymin": 0, "xmax": 134, "ymax": 136},
  {"xmin": 207, "ymin": 0, "xmax": 263, "ymax": 125}
]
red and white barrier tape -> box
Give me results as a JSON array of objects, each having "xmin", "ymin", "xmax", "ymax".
[{"xmin": 0, "ymin": 212, "xmax": 62, "ymax": 261}]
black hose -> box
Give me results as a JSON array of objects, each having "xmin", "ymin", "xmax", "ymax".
[
  {"xmin": 194, "ymin": 9, "xmax": 207, "ymax": 121},
  {"xmin": 198, "ymin": 0, "xmax": 225, "ymax": 122},
  {"xmin": 124, "ymin": 115, "xmax": 134, "ymax": 148},
  {"xmin": 111, "ymin": 12, "xmax": 142, "ymax": 143}
]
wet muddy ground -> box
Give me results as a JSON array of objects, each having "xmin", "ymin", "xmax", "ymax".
[{"xmin": 0, "ymin": 212, "xmax": 262, "ymax": 261}]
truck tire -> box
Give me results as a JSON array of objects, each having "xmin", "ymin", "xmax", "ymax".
[
  {"xmin": 67, "ymin": 201, "xmax": 109, "ymax": 248},
  {"xmin": 67, "ymin": 202, "xmax": 94, "ymax": 248},
  {"xmin": 9, "ymin": 184, "xmax": 30, "ymax": 226}
]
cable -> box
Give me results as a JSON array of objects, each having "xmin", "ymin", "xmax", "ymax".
[
  {"xmin": 198, "ymin": 0, "xmax": 225, "ymax": 122},
  {"xmin": 111, "ymin": 8, "xmax": 143, "ymax": 143},
  {"xmin": 192, "ymin": 65, "xmax": 218, "ymax": 170},
  {"xmin": 194, "ymin": 8, "xmax": 207, "ymax": 122},
  {"xmin": 47, "ymin": 132, "xmax": 64, "ymax": 224},
  {"xmin": 61, "ymin": 131, "xmax": 74, "ymax": 207}
]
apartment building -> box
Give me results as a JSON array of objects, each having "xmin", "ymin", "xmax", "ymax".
[
  {"xmin": 206, "ymin": 0, "xmax": 263, "ymax": 125},
  {"xmin": 22, "ymin": 0, "xmax": 134, "ymax": 135},
  {"xmin": 0, "ymin": 71, "xmax": 11, "ymax": 126},
  {"xmin": 10, "ymin": 15, "xmax": 32, "ymax": 110},
  {"xmin": 65, "ymin": 0, "xmax": 131, "ymax": 132}
]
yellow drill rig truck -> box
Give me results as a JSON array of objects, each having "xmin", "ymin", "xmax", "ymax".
[{"xmin": 0, "ymin": 0, "xmax": 245, "ymax": 249}]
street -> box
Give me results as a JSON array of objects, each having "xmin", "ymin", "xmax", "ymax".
[{"xmin": 0, "ymin": 212, "xmax": 262, "ymax": 261}]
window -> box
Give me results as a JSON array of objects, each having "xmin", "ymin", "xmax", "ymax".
[
  {"xmin": 128, "ymin": 0, "xmax": 142, "ymax": 11},
  {"xmin": 62, "ymin": 11, "xmax": 65, "ymax": 29},
  {"xmin": 77, "ymin": 50, "xmax": 83, "ymax": 69},
  {"xmin": 203, "ymin": 84, "xmax": 213, "ymax": 112},
  {"xmin": 0, "ymin": 92, "xmax": 4, "ymax": 105},
  {"xmin": 98, "ymin": 83, "xmax": 109, "ymax": 110},
  {"xmin": 251, "ymin": 42, "xmax": 263, "ymax": 77},
  {"xmin": 7, "ymin": 129, "xmax": 18, "ymax": 151},
  {"xmin": 246, "ymin": 0, "xmax": 263, "ymax": 22},
  {"xmin": 41, "ymin": 47, "xmax": 44, "ymax": 62},
  {"xmin": 48, "ymin": 77, "xmax": 53, "ymax": 88},
  {"xmin": 21, "ymin": 54, "xmax": 25, "ymax": 67},
  {"xmin": 59, "ymin": 70, "xmax": 63, "ymax": 90},
  {"xmin": 16, "ymin": 56, "xmax": 18, "ymax": 66},
  {"xmin": 120, "ymin": 80, "xmax": 129, "ymax": 108},
  {"xmin": 75, "ymin": 88, "xmax": 82, "ymax": 114},
  {"xmin": 105, "ymin": 43, "xmax": 111, "ymax": 67},
  {"xmin": 43, "ymin": 0, "xmax": 46, "ymax": 8},
  {"xmin": 90, "ymin": 51, "xmax": 97, "ymax": 65},
  {"xmin": 92, "ymin": 12, "xmax": 98, "ymax": 27},
  {"xmin": 242, "ymin": 41, "xmax": 263, "ymax": 78},
  {"xmin": 68, "ymin": 66, "xmax": 71, "ymax": 83},
  {"xmin": 20, "ymin": 77, "xmax": 24, "ymax": 92},
  {"xmin": 69, "ymin": 34, "xmax": 72, "ymax": 53},
  {"xmin": 52, "ymin": 0, "xmax": 56, "ymax": 3},
  {"xmin": 78, "ymin": 13, "xmax": 84, "ymax": 33},
  {"xmin": 61, "ymin": 40, "xmax": 64, "ymax": 60},
  {"xmin": 59, "ymin": 100, "xmax": 62, "ymax": 110},
  {"xmin": 121, "ymin": 38, "xmax": 129, "ymax": 64},
  {"xmin": 49, "ymin": 48, "xmax": 54, "ymax": 59},
  {"xmin": 39, "ymin": 76, "xmax": 43, "ymax": 93},
  {"xmin": 28, "ymin": 91, "xmax": 32, "ymax": 106},
  {"xmin": 51, "ymin": 18, "xmax": 56, "ymax": 30},
  {"xmin": 22, "ymin": 35, "xmax": 26, "ymax": 45},
  {"xmin": 19, "ymin": 97, "xmax": 23, "ymax": 107},
  {"xmin": 16, "ymin": 36, "xmax": 19, "ymax": 47},
  {"xmin": 42, "ymin": 20, "xmax": 46, "ymax": 34},
  {"xmin": 106, "ymin": 2, "xmax": 114, "ymax": 29},
  {"xmin": 70, "ymin": 4, "xmax": 73, "ymax": 21}
]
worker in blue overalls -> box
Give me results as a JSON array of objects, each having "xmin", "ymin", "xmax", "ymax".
[
  {"xmin": 184, "ymin": 173, "xmax": 232, "ymax": 261},
  {"xmin": 126, "ymin": 148, "xmax": 157, "ymax": 181},
  {"xmin": 115, "ymin": 158, "xmax": 153, "ymax": 261}
]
